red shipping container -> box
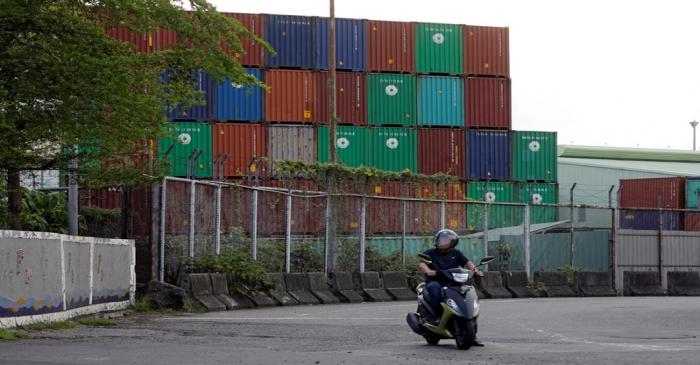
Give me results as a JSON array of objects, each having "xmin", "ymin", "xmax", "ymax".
[
  {"xmin": 619, "ymin": 177, "xmax": 686, "ymax": 209},
  {"xmin": 213, "ymin": 123, "xmax": 267, "ymax": 177},
  {"xmin": 316, "ymin": 71, "xmax": 367, "ymax": 125},
  {"xmin": 463, "ymin": 25, "xmax": 510, "ymax": 78},
  {"xmin": 105, "ymin": 28, "xmax": 151, "ymax": 53},
  {"xmin": 264, "ymin": 70, "xmax": 318, "ymax": 123},
  {"xmin": 222, "ymin": 13, "xmax": 264, "ymax": 67},
  {"xmin": 367, "ymin": 20, "xmax": 415, "ymax": 73},
  {"xmin": 366, "ymin": 181, "xmax": 413, "ymax": 235},
  {"xmin": 466, "ymin": 77, "xmax": 511, "ymax": 129},
  {"xmin": 414, "ymin": 182, "xmax": 466, "ymax": 233},
  {"xmin": 151, "ymin": 28, "xmax": 178, "ymax": 52},
  {"xmin": 685, "ymin": 212, "xmax": 700, "ymax": 231},
  {"xmin": 418, "ymin": 128, "xmax": 467, "ymax": 178}
]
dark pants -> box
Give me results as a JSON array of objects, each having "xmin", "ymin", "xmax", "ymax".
[{"xmin": 425, "ymin": 281, "xmax": 443, "ymax": 318}]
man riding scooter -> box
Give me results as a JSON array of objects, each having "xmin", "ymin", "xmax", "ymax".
[{"xmin": 418, "ymin": 229, "xmax": 486, "ymax": 347}]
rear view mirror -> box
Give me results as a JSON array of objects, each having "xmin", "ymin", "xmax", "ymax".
[{"xmin": 480, "ymin": 256, "xmax": 495, "ymax": 265}]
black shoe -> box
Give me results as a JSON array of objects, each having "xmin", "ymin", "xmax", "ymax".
[{"xmin": 472, "ymin": 339, "xmax": 485, "ymax": 347}]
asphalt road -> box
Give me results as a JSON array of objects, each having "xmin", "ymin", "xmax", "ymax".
[{"xmin": 2, "ymin": 297, "xmax": 700, "ymax": 365}]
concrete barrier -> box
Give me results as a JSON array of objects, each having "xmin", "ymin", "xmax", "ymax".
[
  {"xmin": 266, "ymin": 273, "xmax": 298, "ymax": 306},
  {"xmin": 534, "ymin": 272, "xmax": 576, "ymax": 297},
  {"xmin": 380, "ymin": 272, "xmax": 415, "ymax": 301},
  {"xmin": 667, "ymin": 271, "xmax": 700, "ymax": 296},
  {"xmin": 188, "ymin": 274, "xmax": 226, "ymax": 311},
  {"xmin": 573, "ymin": 272, "xmax": 616, "ymax": 297},
  {"xmin": 358, "ymin": 272, "xmax": 393, "ymax": 302},
  {"xmin": 220, "ymin": 274, "xmax": 257, "ymax": 309},
  {"xmin": 623, "ymin": 271, "xmax": 666, "ymax": 296},
  {"xmin": 329, "ymin": 272, "xmax": 364, "ymax": 303},
  {"xmin": 476, "ymin": 272, "xmax": 512, "ymax": 299},
  {"xmin": 306, "ymin": 272, "xmax": 340, "ymax": 304},
  {"xmin": 285, "ymin": 273, "xmax": 320, "ymax": 304},
  {"xmin": 209, "ymin": 273, "xmax": 243, "ymax": 310},
  {"xmin": 503, "ymin": 272, "xmax": 536, "ymax": 298}
]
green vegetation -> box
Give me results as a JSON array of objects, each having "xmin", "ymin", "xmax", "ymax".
[
  {"xmin": 1, "ymin": 0, "xmax": 270, "ymax": 229},
  {"xmin": 527, "ymin": 280, "xmax": 545, "ymax": 296},
  {"xmin": 184, "ymin": 251, "xmax": 274, "ymax": 294},
  {"xmin": 0, "ymin": 328, "xmax": 32, "ymax": 341},
  {"xmin": 556, "ymin": 264, "xmax": 585, "ymax": 288},
  {"xmin": 78, "ymin": 316, "xmax": 116, "ymax": 327},
  {"xmin": 129, "ymin": 295, "xmax": 154, "ymax": 313},
  {"xmin": 20, "ymin": 320, "xmax": 77, "ymax": 331}
]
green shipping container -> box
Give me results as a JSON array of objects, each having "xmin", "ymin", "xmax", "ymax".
[
  {"xmin": 466, "ymin": 181, "xmax": 518, "ymax": 230},
  {"xmin": 512, "ymin": 131, "xmax": 558, "ymax": 182},
  {"xmin": 159, "ymin": 122, "xmax": 212, "ymax": 178},
  {"xmin": 516, "ymin": 182, "xmax": 559, "ymax": 224},
  {"xmin": 416, "ymin": 23, "xmax": 463, "ymax": 75},
  {"xmin": 367, "ymin": 73, "xmax": 416, "ymax": 126},
  {"xmin": 687, "ymin": 178, "xmax": 700, "ymax": 209},
  {"xmin": 318, "ymin": 125, "xmax": 368, "ymax": 168},
  {"xmin": 368, "ymin": 127, "xmax": 417, "ymax": 172}
]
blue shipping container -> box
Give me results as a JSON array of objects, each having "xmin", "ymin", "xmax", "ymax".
[
  {"xmin": 468, "ymin": 129, "xmax": 511, "ymax": 180},
  {"xmin": 417, "ymin": 76, "xmax": 464, "ymax": 126},
  {"xmin": 619, "ymin": 210, "xmax": 684, "ymax": 231},
  {"xmin": 314, "ymin": 18, "xmax": 367, "ymax": 71},
  {"xmin": 264, "ymin": 15, "xmax": 314, "ymax": 69},
  {"xmin": 165, "ymin": 71, "xmax": 214, "ymax": 122},
  {"xmin": 215, "ymin": 68, "xmax": 263, "ymax": 122}
]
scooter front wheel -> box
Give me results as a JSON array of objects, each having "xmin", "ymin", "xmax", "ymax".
[
  {"xmin": 424, "ymin": 334, "xmax": 440, "ymax": 345},
  {"xmin": 455, "ymin": 319, "xmax": 475, "ymax": 350}
]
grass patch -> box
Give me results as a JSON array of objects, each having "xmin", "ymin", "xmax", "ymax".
[
  {"xmin": 20, "ymin": 320, "xmax": 77, "ymax": 331},
  {"xmin": 78, "ymin": 316, "xmax": 116, "ymax": 327},
  {"xmin": 129, "ymin": 295, "xmax": 153, "ymax": 313},
  {"xmin": 0, "ymin": 328, "xmax": 32, "ymax": 341}
]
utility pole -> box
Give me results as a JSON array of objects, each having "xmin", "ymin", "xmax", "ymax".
[
  {"xmin": 329, "ymin": 0, "xmax": 338, "ymax": 163},
  {"xmin": 691, "ymin": 120, "xmax": 698, "ymax": 151},
  {"xmin": 326, "ymin": 0, "xmax": 339, "ymax": 273}
]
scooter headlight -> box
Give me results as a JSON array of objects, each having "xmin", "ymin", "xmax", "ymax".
[{"xmin": 446, "ymin": 298, "xmax": 460, "ymax": 312}]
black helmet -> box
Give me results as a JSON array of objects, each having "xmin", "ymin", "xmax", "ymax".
[{"xmin": 434, "ymin": 229, "xmax": 459, "ymax": 249}]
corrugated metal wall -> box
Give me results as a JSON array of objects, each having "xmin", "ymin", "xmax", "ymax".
[
  {"xmin": 620, "ymin": 177, "xmax": 686, "ymax": 209},
  {"xmin": 159, "ymin": 122, "xmax": 213, "ymax": 178},
  {"xmin": 367, "ymin": 73, "xmax": 416, "ymax": 126},
  {"xmin": 463, "ymin": 25, "xmax": 510, "ymax": 77},
  {"xmin": 317, "ymin": 125, "xmax": 368, "ymax": 167},
  {"xmin": 314, "ymin": 18, "xmax": 367, "ymax": 71},
  {"xmin": 215, "ymin": 68, "xmax": 263, "ymax": 122},
  {"xmin": 264, "ymin": 15, "xmax": 314, "ymax": 69},
  {"xmin": 368, "ymin": 127, "xmax": 417, "ymax": 172},
  {"xmin": 417, "ymin": 128, "xmax": 466, "ymax": 178},
  {"xmin": 512, "ymin": 131, "xmax": 558, "ymax": 182},
  {"xmin": 417, "ymin": 76, "xmax": 464, "ymax": 127},
  {"xmin": 616, "ymin": 229, "xmax": 700, "ymax": 288},
  {"xmin": 367, "ymin": 20, "xmax": 415, "ymax": 73},
  {"xmin": 316, "ymin": 71, "xmax": 367, "ymax": 125},
  {"xmin": 687, "ymin": 178, "xmax": 700, "ymax": 209},
  {"xmin": 222, "ymin": 13, "xmax": 265, "ymax": 67}
]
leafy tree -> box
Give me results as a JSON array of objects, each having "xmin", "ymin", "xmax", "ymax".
[{"xmin": 0, "ymin": 0, "xmax": 270, "ymax": 229}]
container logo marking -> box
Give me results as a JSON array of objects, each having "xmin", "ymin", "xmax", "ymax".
[
  {"xmin": 432, "ymin": 33, "xmax": 445, "ymax": 44},
  {"xmin": 484, "ymin": 192, "xmax": 497, "ymax": 203},
  {"xmin": 336, "ymin": 137, "xmax": 350, "ymax": 149},
  {"xmin": 177, "ymin": 133, "xmax": 192, "ymax": 145},
  {"xmin": 529, "ymin": 141, "xmax": 541, "ymax": 152},
  {"xmin": 385, "ymin": 85, "xmax": 399, "ymax": 96},
  {"xmin": 532, "ymin": 194, "xmax": 543, "ymax": 205},
  {"xmin": 386, "ymin": 138, "xmax": 399, "ymax": 149}
]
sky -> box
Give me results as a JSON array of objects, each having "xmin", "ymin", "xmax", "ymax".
[{"xmin": 209, "ymin": 0, "xmax": 700, "ymax": 151}]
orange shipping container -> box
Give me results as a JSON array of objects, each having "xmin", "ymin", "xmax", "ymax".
[
  {"xmin": 464, "ymin": 25, "xmax": 510, "ymax": 78},
  {"xmin": 265, "ymin": 70, "xmax": 318, "ymax": 123},
  {"xmin": 212, "ymin": 123, "xmax": 267, "ymax": 177},
  {"xmin": 222, "ymin": 13, "xmax": 264, "ymax": 67},
  {"xmin": 367, "ymin": 20, "xmax": 415, "ymax": 73}
]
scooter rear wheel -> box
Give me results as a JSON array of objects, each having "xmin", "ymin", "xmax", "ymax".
[{"xmin": 424, "ymin": 334, "xmax": 440, "ymax": 345}]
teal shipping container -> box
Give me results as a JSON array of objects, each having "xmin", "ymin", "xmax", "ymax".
[
  {"xmin": 417, "ymin": 76, "xmax": 464, "ymax": 127},
  {"xmin": 158, "ymin": 122, "xmax": 212, "ymax": 178},
  {"xmin": 687, "ymin": 177, "xmax": 700, "ymax": 209}
]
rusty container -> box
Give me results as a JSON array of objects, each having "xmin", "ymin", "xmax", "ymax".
[
  {"xmin": 417, "ymin": 128, "xmax": 466, "ymax": 179},
  {"xmin": 222, "ymin": 12, "xmax": 265, "ymax": 67},
  {"xmin": 367, "ymin": 20, "xmax": 415, "ymax": 73},
  {"xmin": 212, "ymin": 123, "xmax": 267, "ymax": 177},
  {"xmin": 316, "ymin": 71, "xmax": 367, "ymax": 125},
  {"xmin": 466, "ymin": 77, "xmax": 512, "ymax": 129},
  {"xmin": 463, "ymin": 25, "xmax": 510, "ymax": 77},
  {"xmin": 264, "ymin": 70, "xmax": 318, "ymax": 123},
  {"xmin": 619, "ymin": 177, "xmax": 686, "ymax": 209}
]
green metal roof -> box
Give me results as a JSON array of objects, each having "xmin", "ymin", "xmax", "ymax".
[
  {"xmin": 559, "ymin": 157, "xmax": 700, "ymax": 176},
  {"xmin": 558, "ymin": 145, "xmax": 700, "ymax": 163}
]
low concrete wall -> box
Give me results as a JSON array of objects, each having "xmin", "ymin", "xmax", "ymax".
[{"xmin": 0, "ymin": 231, "xmax": 134, "ymax": 328}]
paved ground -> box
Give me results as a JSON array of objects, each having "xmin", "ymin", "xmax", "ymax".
[{"xmin": 2, "ymin": 297, "xmax": 700, "ymax": 364}]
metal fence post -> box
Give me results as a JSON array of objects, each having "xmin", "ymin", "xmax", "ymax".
[
  {"xmin": 324, "ymin": 193, "xmax": 331, "ymax": 274},
  {"xmin": 524, "ymin": 203, "xmax": 531, "ymax": 278},
  {"xmin": 159, "ymin": 179, "xmax": 167, "ymax": 282},
  {"xmin": 439, "ymin": 200, "xmax": 446, "ymax": 230},
  {"xmin": 401, "ymin": 198, "xmax": 407, "ymax": 265},
  {"xmin": 251, "ymin": 188, "xmax": 259, "ymax": 260},
  {"xmin": 189, "ymin": 179, "xmax": 196, "ymax": 259},
  {"xmin": 285, "ymin": 190, "xmax": 292, "ymax": 274},
  {"xmin": 359, "ymin": 195, "xmax": 367, "ymax": 273},
  {"xmin": 569, "ymin": 183, "xmax": 577, "ymax": 267},
  {"xmin": 483, "ymin": 202, "xmax": 489, "ymax": 271},
  {"xmin": 215, "ymin": 184, "xmax": 222, "ymax": 255}
]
